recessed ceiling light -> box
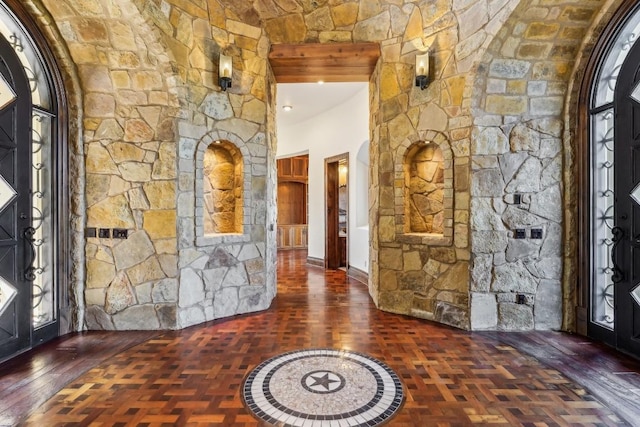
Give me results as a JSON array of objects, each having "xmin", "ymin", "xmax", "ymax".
[
  {"xmin": 282, "ymin": 105, "xmax": 293, "ymax": 112},
  {"xmin": 317, "ymin": 80, "xmax": 324, "ymax": 85}
]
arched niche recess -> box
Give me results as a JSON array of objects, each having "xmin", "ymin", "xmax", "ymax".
[
  {"xmin": 405, "ymin": 142, "xmax": 445, "ymax": 234},
  {"xmin": 203, "ymin": 140, "xmax": 243, "ymax": 235},
  {"xmin": 394, "ymin": 131, "xmax": 454, "ymax": 246}
]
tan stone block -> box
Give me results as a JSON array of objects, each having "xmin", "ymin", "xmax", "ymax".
[
  {"xmin": 318, "ymin": 31, "xmax": 352, "ymax": 43},
  {"xmin": 241, "ymin": 98, "xmax": 266, "ymax": 123},
  {"xmin": 107, "ymin": 142, "xmax": 146, "ymax": 163},
  {"xmin": 380, "ymin": 247, "xmax": 403, "ymax": 270},
  {"xmin": 264, "ymin": 14, "xmax": 306, "ymax": 43},
  {"xmin": 433, "ymin": 262, "xmax": 469, "ymax": 292},
  {"xmin": 378, "ymin": 290, "xmax": 413, "ymax": 315},
  {"xmin": 430, "ymin": 247, "xmax": 457, "ymax": 264},
  {"xmin": 124, "ymin": 119, "xmax": 154, "ymax": 143},
  {"xmin": 454, "ymin": 223, "xmax": 468, "ymax": 248},
  {"xmin": 516, "ymin": 42, "xmax": 551, "ymax": 59},
  {"xmin": 126, "ymin": 256, "xmax": 166, "ymax": 285},
  {"xmin": 418, "ymin": 103, "xmax": 448, "ymax": 132},
  {"xmin": 105, "ymin": 272, "xmax": 135, "ymax": 315},
  {"xmin": 506, "ymin": 80, "xmax": 527, "ymax": 94},
  {"xmin": 144, "ymin": 210, "xmax": 177, "ymax": 239},
  {"xmin": 87, "ymin": 194, "xmax": 135, "ymax": 228},
  {"xmin": 353, "ymin": 10, "xmax": 390, "ymax": 42},
  {"xmin": 189, "ymin": 45, "xmax": 207, "ymax": 70},
  {"xmin": 110, "ymin": 71, "xmax": 130, "ymax": 89},
  {"xmin": 109, "ymin": 21, "xmax": 137, "ymax": 50},
  {"xmin": 42, "ymin": 0, "xmax": 77, "ymax": 18},
  {"xmin": 109, "ymin": 175, "xmax": 130, "ymax": 196},
  {"xmin": 227, "ymin": 19, "xmax": 262, "ymax": 39},
  {"xmin": 86, "ymin": 258, "xmax": 116, "ymax": 289},
  {"xmin": 154, "ymin": 238, "xmax": 178, "ymax": 255},
  {"xmin": 73, "ymin": 19, "xmax": 108, "ymax": 43},
  {"xmin": 485, "ymin": 95, "xmax": 527, "ymax": 115},
  {"xmin": 403, "ymin": 6, "xmax": 422, "ymax": 41},
  {"xmin": 86, "ymin": 174, "xmax": 110, "ymax": 207},
  {"xmin": 234, "ymin": 35, "xmax": 259, "ymax": 51},
  {"xmin": 176, "ymin": 13, "xmax": 194, "ymax": 47},
  {"xmin": 305, "ymin": 6, "xmax": 334, "ymax": 31},
  {"xmin": 378, "ymin": 215, "xmax": 395, "ymax": 242},
  {"xmin": 132, "ymin": 71, "xmax": 163, "ymax": 91},
  {"xmin": 525, "ymin": 22, "xmax": 559, "ymax": 39},
  {"xmin": 152, "ymin": 142, "xmax": 177, "ymax": 180},
  {"xmin": 86, "ymin": 144, "xmax": 119, "ymax": 174},
  {"xmin": 388, "ymin": 114, "xmax": 413, "ymax": 150},
  {"xmin": 404, "ymin": 251, "xmax": 422, "ymax": 271},
  {"xmin": 380, "ymin": 64, "xmax": 399, "ymax": 101},
  {"xmin": 79, "ymin": 65, "xmax": 112, "ymax": 92},
  {"xmin": 331, "ymin": 3, "xmax": 358, "ymax": 27},
  {"xmin": 446, "ymin": 76, "xmax": 466, "ymax": 106},
  {"xmin": 149, "ymin": 91, "xmax": 169, "ymax": 106},
  {"xmin": 85, "ymin": 288, "xmax": 106, "ymax": 306},
  {"xmin": 532, "ymin": 61, "xmax": 571, "ymax": 79},
  {"xmin": 69, "ymin": 43, "xmax": 99, "ymax": 65},
  {"xmin": 559, "ymin": 26, "xmax": 584, "ymax": 40},
  {"xmin": 358, "ymin": 0, "xmax": 381, "ymax": 21},
  {"xmin": 85, "ymin": 93, "xmax": 115, "ymax": 117},
  {"xmin": 118, "ymin": 162, "xmax": 152, "ymax": 182},
  {"xmin": 144, "ymin": 181, "xmax": 176, "ymax": 209}
]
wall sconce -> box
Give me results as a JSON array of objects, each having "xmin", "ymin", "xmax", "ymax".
[
  {"xmin": 415, "ymin": 51, "xmax": 430, "ymax": 90},
  {"xmin": 219, "ymin": 54, "xmax": 232, "ymax": 91}
]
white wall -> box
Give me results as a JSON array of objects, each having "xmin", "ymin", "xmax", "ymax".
[{"xmin": 277, "ymin": 85, "xmax": 369, "ymax": 273}]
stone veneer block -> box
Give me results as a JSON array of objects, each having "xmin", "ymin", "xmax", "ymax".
[{"xmin": 470, "ymin": 292, "xmax": 498, "ymax": 330}]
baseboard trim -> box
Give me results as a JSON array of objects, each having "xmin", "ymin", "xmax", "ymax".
[
  {"xmin": 307, "ymin": 256, "xmax": 324, "ymax": 268},
  {"xmin": 347, "ymin": 265, "xmax": 368, "ymax": 285}
]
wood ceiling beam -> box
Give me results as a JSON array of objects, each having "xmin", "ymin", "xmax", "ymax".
[{"xmin": 269, "ymin": 43, "xmax": 380, "ymax": 83}]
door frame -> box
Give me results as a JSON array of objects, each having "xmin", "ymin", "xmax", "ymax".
[
  {"xmin": 612, "ymin": 37, "xmax": 640, "ymax": 355},
  {"xmin": 324, "ymin": 153, "xmax": 348, "ymax": 270},
  {"xmin": 577, "ymin": 0, "xmax": 640, "ymax": 343},
  {"xmin": 0, "ymin": 0, "xmax": 69, "ymax": 361}
]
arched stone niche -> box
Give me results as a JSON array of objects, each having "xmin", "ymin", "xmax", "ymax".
[
  {"xmin": 395, "ymin": 132, "xmax": 454, "ymax": 246},
  {"xmin": 405, "ymin": 142, "xmax": 445, "ymax": 234},
  {"xmin": 194, "ymin": 131, "xmax": 252, "ymax": 246},
  {"xmin": 203, "ymin": 140, "xmax": 243, "ymax": 235}
]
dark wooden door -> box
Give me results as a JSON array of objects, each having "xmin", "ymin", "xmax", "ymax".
[
  {"xmin": 614, "ymin": 38, "xmax": 640, "ymax": 357},
  {"xmin": 0, "ymin": 33, "xmax": 33, "ymax": 362},
  {"xmin": 325, "ymin": 160, "xmax": 340, "ymax": 269}
]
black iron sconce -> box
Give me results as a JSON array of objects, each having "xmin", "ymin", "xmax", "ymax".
[
  {"xmin": 415, "ymin": 51, "xmax": 430, "ymax": 90},
  {"xmin": 219, "ymin": 54, "xmax": 232, "ymax": 91}
]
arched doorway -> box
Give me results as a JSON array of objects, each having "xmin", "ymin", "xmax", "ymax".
[
  {"xmin": 0, "ymin": 1, "xmax": 67, "ymax": 362},
  {"xmin": 584, "ymin": 1, "xmax": 640, "ymax": 357}
]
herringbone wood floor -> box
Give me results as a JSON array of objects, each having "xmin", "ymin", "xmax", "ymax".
[{"xmin": 2, "ymin": 250, "xmax": 639, "ymax": 426}]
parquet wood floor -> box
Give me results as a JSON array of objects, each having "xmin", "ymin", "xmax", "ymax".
[{"xmin": 2, "ymin": 250, "xmax": 639, "ymax": 426}]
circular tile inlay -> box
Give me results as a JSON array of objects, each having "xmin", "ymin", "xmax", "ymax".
[{"xmin": 242, "ymin": 348, "xmax": 404, "ymax": 426}]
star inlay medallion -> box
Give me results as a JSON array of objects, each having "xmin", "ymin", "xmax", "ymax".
[{"xmin": 302, "ymin": 370, "xmax": 345, "ymax": 394}]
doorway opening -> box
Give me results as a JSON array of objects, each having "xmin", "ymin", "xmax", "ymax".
[
  {"xmin": 0, "ymin": 0, "xmax": 67, "ymax": 363},
  {"xmin": 276, "ymin": 155, "xmax": 309, "ymax": 251},
  {"xmin": 583, "ymin": 1, "xmax": 640, "ymax": 358},
  {"xmin": 325, "ymin": 153, "xmax": 348, "ymax": 270}
]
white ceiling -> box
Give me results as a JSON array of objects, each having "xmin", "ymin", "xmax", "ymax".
[{"xmin": 276, "ymin": 82, "xmax": 368, "ymax": 128}]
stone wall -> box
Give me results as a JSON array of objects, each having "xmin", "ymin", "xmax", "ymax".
[
  {"xmin": 468, "ymin": 1, "xmax": 603, "ymax": 331},
  {"xmin": 26, "ymin": 0, "xmax": 276, "ymax": 331},
  {"xmin": 20, "ymin": 0, "xmax": 629, "ymax": 333},
  {"xmin": 136, "ymin": 1, "xmax": 276, "ymax": 328}
]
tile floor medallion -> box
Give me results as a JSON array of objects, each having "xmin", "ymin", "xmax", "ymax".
[{"xmin": 242, "ymin": 348, "xmax": 404, "ymax": 426}]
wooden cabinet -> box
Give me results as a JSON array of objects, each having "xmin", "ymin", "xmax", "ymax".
[
  {"xmin": 277, "ymin": 156, "xmax": 308, "ymax": 182},
  {"xmin": 277, "ymin": 225, "xmax": 308, "ymax": 249},
  {"xmin": 277, "ymin": 155, "xmax": 308, "ymax": 249}
]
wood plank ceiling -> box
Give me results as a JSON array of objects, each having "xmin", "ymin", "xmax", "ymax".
[{"xmin": 268, "ymin": 43, "xmax": 380, "ymax": 83}]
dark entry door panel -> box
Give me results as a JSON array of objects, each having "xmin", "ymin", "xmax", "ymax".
[
  {"xmin": 0, "ymin": 33, "xmax": 33, "ymax": 362},
  {"xmin": 614, "ymin": 38, "xmax": 640, "ymax": 357}
]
